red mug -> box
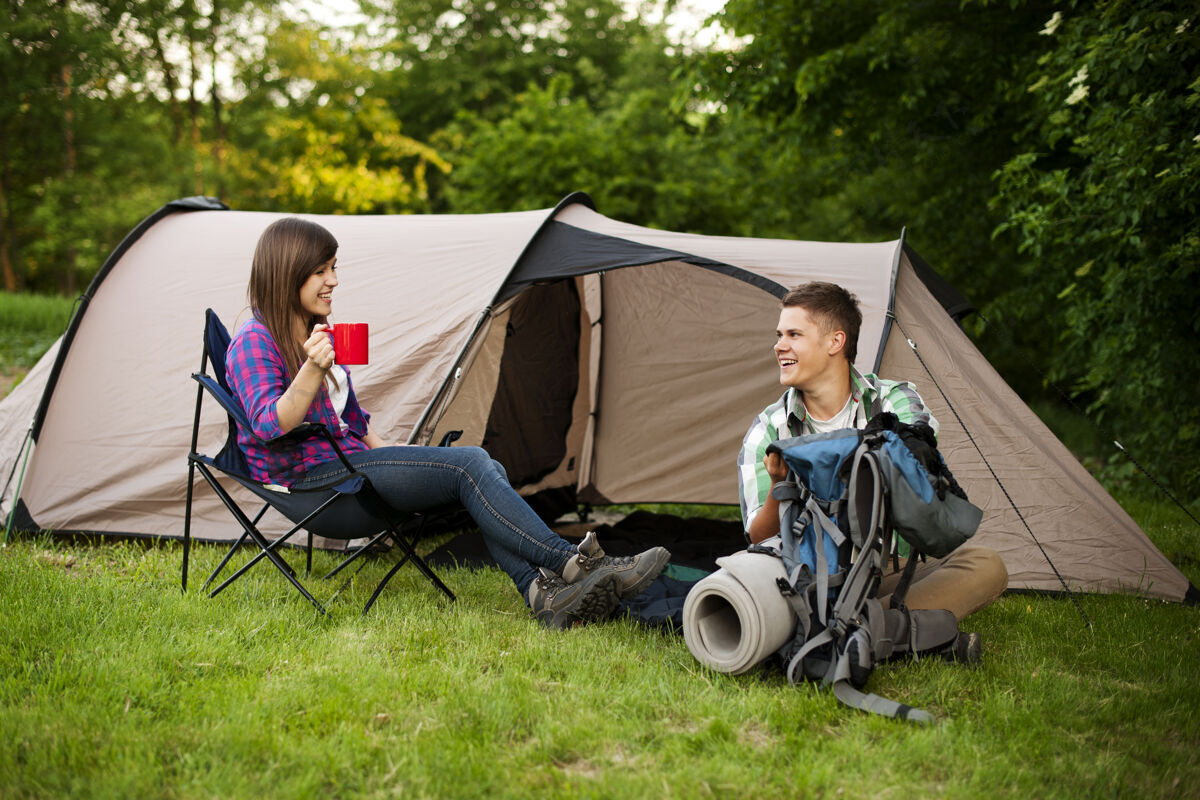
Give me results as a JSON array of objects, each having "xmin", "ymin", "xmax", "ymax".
[{"xmin": 327, "ymin": 323, "xmax": 369, "ymax": 365}]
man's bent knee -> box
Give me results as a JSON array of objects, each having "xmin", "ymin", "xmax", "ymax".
[{"xmin": 951, "ymin": 545, "xmax": 1008, "ymax": 618}]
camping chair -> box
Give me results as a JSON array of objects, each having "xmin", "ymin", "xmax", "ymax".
[{"xmin": 183, "ymin": 308, "xmax": 457, "ymax": 615}]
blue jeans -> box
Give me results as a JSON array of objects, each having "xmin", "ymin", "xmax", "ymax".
[{"xmin": 292, "ymin": 446, "xmax": 575, "ymax": 596}]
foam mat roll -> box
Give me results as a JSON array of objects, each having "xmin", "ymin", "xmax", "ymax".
[{"xmin": 682, "ymin": 551, "xmax": 795, "ymax": 675}]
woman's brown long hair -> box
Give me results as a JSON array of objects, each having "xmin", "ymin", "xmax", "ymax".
[{"xmin": 247, "ymin": 217, "xmax": 339, "ymax": 377}]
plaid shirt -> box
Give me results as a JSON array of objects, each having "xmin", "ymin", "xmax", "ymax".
[
  {"xmin": 737, "ymin": 368, "xmax": 937, "ymax": 531},
  {"xmin": 225, "ymin": 319, "xmax": 371, "ymax": 486}
]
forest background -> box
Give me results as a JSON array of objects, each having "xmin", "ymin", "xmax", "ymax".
[{"xmin": 1, "ymin": 0, "xmax": 1197, "ymax": 498}]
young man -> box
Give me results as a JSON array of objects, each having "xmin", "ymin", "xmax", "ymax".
[{"xmin": 737, "ymin": 281, "xmax": 1007, "ymax": 622}]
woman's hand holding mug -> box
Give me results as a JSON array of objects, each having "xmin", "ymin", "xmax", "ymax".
[{"xmin": 305, "ymin": 324, "xmax": 336, "ymax": 370}]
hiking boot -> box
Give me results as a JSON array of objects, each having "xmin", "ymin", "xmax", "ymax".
[
  {"xmin": 940, "ymin": 631, "xmax": 983, "ymax": 666},
  {"xmin": 560, "ymin": 530, "xmax": 671, "ymax": 600},
  {"xmin": 527, "ymin": 567, "xmax": 620, "ymax": 630}
]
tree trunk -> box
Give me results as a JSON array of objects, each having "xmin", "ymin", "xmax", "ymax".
[
  {"xmin": 0, "ymin": 179, "xmax": 16, "ymax": 294},
  {"xmin": 209, "ymin": 0, "xmax": 225, "ymax": 196},
  {"xmin": 154, "ymin": 28, "xmax": 184, "ymax": 144},
  {"xmin": 60, "ymin": 62, "xmax": 77, "ymax": 296},
  {"xmin": 187, "ymin": 15, "xmax": 203, "ymax": 195},
  {"xmin": 0, "ymin": 120, "xmax": 17, "ymax": 292}
]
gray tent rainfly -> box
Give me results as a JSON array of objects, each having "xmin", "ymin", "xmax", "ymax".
[{"xmin": 0, "ymin": 193, "xmax": 1193, "ymax": 604}]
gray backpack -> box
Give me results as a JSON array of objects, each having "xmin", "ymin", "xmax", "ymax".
[{"xmin": 758, "ymin": 416, "xmax": 983, "ymax": 723}]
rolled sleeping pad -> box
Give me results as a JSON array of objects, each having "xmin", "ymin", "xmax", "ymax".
[{"xmin": 682, "ymin": 551, "xmax": 796, "ymax": 674}]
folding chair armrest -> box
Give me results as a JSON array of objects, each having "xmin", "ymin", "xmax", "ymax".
[{"xmin": 267, "ymin": 422, "xmax": 359, "ymax": 474}]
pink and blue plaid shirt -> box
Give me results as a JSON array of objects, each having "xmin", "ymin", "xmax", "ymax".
[{"xmin": 225, "ymin": 318, "xmax": 371, "ymax": 486}]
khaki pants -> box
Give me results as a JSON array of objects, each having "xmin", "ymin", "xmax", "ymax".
[{"xmin": 875, "ymin": 545, "xmax": 1008, "ymax": 622}]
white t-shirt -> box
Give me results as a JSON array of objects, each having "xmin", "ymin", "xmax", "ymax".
[
  {"xmin": 324, "ymin": 365, "xmax": 350, "ymax": 433},
  {"xmin": 802, "ymin": 395, "xmax": 857, "ymax": 435}
]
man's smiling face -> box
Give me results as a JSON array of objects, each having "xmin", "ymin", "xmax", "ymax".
[{"xmin": 774, "ymin": 305, "xmax": 837, "ymax": 391}]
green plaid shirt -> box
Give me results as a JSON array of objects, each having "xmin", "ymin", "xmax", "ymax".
[{"xmin": 737, "ymin": 369, "xmax": 938, "ymax": 531}]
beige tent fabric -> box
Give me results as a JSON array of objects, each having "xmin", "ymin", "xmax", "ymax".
[
  {"xmin": 0, "ymin": 198, "xmax": 1189, "ymax": 601},
  {"xmin": 881, "ymin": 254, "xmax": 1187, "ymax": 601},
  {"xmin": 556, "ymin": 205, "xmax": 899, "ymax": 377},
  {"xmin": 1, "ymin": 208, "xmax": 550, "ymax": 544},
  {"xmin": 584, "ymin": 260, "xmax": 784, "ymax": 503}
]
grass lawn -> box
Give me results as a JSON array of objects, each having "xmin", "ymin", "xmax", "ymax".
[
  {"xmin": 1, "ymin": 493, "xmax": 1198, "ymax": 799},
  {"xmin": 1, "ymin": 292, "xmax": 1198, "ymax": 797}
]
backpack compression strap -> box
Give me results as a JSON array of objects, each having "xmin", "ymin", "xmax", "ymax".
[{"xmin": 774, "ymin": 479, "xmax": 846, "ymax": 625}]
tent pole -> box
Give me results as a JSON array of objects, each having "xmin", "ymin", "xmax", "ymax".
[
  {"xmin": 2, "ymin": 424, "xmax": 34, "ymax": 545},
  {"xmin": 409, "ymin": 307, "xmax": 492, "ymax": 444},
  {"xmin": 873, "ymin": 229, "xmax": 906, "ymax": 375}
]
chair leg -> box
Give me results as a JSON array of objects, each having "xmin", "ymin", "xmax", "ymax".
[
  {"xmin": 209, "ymin": 529, "xmax": 326, "ymax": 616},
  {"xmin": 406, "ymin": 549, "xmax": 457, "ymax": 601},
  {"xmin": 201, "ymin": 532, "xmax": 249, "ymax": 593},
  {"xmin": 195, "ymin": 464, "xmax": 326, "ymax": 614},
  {"xmin": 387, "ymin": 531, "xmax": 457, "ymax": 603},
  {"xmin": 356, "ymin": 518, "xmax": 455, "ymax": 614},
  {"xmin": 322, "ymin": 528, "xmax": 392, "ymax": 580},
  {"xmin": 202, "ymin": 503, "xmax": 270, "ymax": 592},
  {"xmin": 362, "ymin": 550, "xmax": 414, "ymax": 616},
  {"xmin": 183, "ymin": 461, "xmax": 196, "ymax": 593}
]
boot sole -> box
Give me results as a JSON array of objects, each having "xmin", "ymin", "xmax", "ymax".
[
  {"xmin": 569, "ymin": 574, "xmax": 621, "ymax": 623},
  {"xmin": 535, "ymin": 571, "xmax": 621, "ymax": 629}
]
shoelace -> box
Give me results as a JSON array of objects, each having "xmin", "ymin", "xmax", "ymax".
[
  {"xmin": 536, "ymin": 572, "xmax": 569, "ymax": 596},
  {"xmin": 576, "ymin": 552, "xmax": 635, "ymax": 571}
]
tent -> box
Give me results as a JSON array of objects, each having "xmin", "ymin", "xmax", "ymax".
[{"xmin": 1, "ymin": 193, "xmax": 1193, "ymax": 603}]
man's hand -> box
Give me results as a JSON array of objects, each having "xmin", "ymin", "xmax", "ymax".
[
  {"xmin": 763, "ymin": 451, "xmax": 789, "ymax": 483},
  {"xmin": 747, "ymin": 452, "xmax": 789, "ymax": 544}
]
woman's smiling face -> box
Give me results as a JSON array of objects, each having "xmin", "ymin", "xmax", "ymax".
[{"xmin": 298, "ymin": 256, "xmax": 338, "ymax": 318}]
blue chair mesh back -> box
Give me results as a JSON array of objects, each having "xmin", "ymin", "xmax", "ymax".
[
  {"xmin": 203, "ymin": 309, "xmax": 253, "ymax": 478},
  {"xmin": 205, "ymin": 308, "xmax": 233, "ymax": 391}
]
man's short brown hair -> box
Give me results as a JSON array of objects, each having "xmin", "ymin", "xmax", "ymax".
[{"xmin": 781, "ymin": 282, "xmax": 862, "ymax": 363}]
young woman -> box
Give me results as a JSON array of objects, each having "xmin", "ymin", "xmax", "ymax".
[{"xmin": 226, "ymin": 217, "xmax": 669, "ymax": 628}]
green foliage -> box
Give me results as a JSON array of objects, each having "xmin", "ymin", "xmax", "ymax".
[
  {"xmin": 225, "ymin": 18, "xmax": 449, "ymax": 214},
  {"xmin": 697, "ymin": 0, "xmax": 1200, "ymax": 496},
  {"xmin": 693, "ymin": 0, "xmax": 1073, "ymax": 404},
  {"xmin": 439, "ymin": 25, "xmax": 801, "ymax": 237},
  {"xmin": 363, "ymin": 0, "xmax": 637, "ymax": 142},
  {"xmin": 0, "ymin": 292, "xmax": 75, "ymax": 379},
  {"xmin": 4, "ymin": 0, "xmax": 1199, "ymax": 499},
  {"xmin": 697, "ymin": 0, "xmax": 1057, "ymax": 279},
  {"xmin": 0, "ymin": 1, "xmax": 183, "ymax": 293},
  {"xmin": 991, "ymin": 1, "xmax": 1200, "ymax": 491}
]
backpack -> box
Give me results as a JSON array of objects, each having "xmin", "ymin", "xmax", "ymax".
[{"xmin": 755, "ymin": 414, "xmax": 983, "ymax": 723}]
